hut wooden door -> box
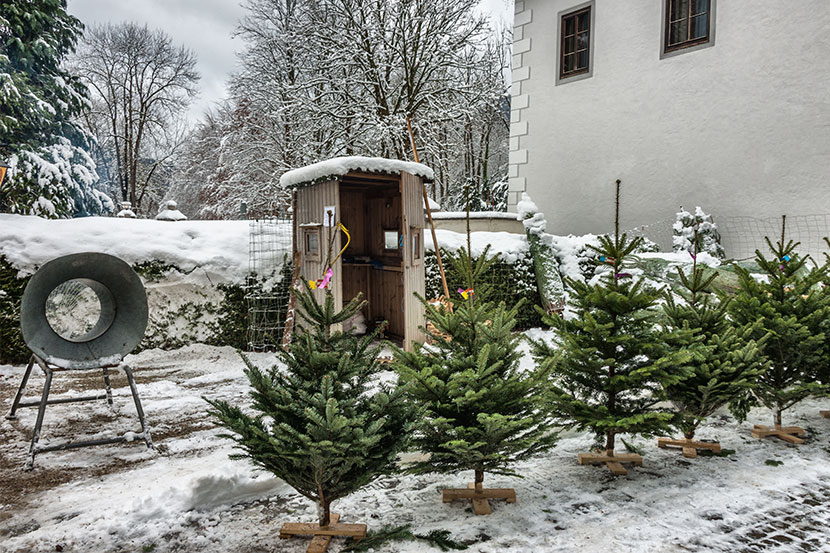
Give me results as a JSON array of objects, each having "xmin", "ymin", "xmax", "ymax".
[{"xmin": 401, "ymin": 171, "xmax": 426, "ymax": 350}]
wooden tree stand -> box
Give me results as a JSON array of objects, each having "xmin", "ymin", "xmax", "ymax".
[
  {"xmin": 820, "ymin": 410, "xmax": 830, "ymax": 419},
  {"xmin": 577, "ymin": 451, "xmax": 643, "ymax": 476},
  {"xmin": 442, "ymin": 483, "xmax": 516, "ymax": 515},
  {"xmin": 657, "ymin": 437, "xmax": 721, "ymax": 459},
  {"xmin": 751, "ymin": 424, "xmax": 806, "ymax": 444},
  {"xmin": 279, "ymin": 514, "xmax": 366, "ymax": 553}
]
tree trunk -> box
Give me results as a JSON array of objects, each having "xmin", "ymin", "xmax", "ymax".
[
  {"xmin": 774, "ymin": 406, "xmax": 782, "ymax": 427},
  {"xmin": 318, "ymin": 498, "xmax": 331, "ymax": 527},
  {"xmin": 605, "ymin": 430, "xmax": 615, "ymax": 457},
  {"xmin": 474, "ymin": 469, "xmax": 484, "ymax": 492}
]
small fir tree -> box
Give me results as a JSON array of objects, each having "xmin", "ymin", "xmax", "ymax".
[
  {"xmin": 673, "ymin": 206, "xmax": 725, "ymax": 259},
  {"xmin": 207, "ymin": 287, "xmax": 413, "ymax": 527},
  {"xmin": 392, "ymin": 244, "xmax": 556, "ymax": 493},
  {"xmin": 661, "ymin": 234, "xmax": 770, "ymax": 443},
  {"xmin": 729, "ymin": 237, "xmax": 830, "ymax": 429},
  {"xmin": 532, "ymin": 180, "xmax": 691, "ymax": 470}
]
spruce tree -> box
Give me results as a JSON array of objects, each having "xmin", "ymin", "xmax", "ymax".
[
  {"xmin": 729, "ymin": 236, "xmax": 830, "ymax": 440},
  {"xmin": 659, "ymin": 233, "xmax": 769, "ymax": 456},
  {"xmin": 532, "ymin": 180, "xmax": 691, "ymax": 475},
  {"xmin": 392, "ymin": 244, "xmax": 556, "ymax": 510},
  {"xmin": 207, "ymin": 287, "xmax": 413, "ymax": 528}
]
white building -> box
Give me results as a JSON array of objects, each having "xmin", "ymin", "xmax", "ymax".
[{"xmin": 509, "ymin": 0, "xmax": 830, "ymax": 241}]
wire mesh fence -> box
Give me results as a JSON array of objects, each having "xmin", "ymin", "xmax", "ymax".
[
  {"xmin": 247, "ymin": 218, "xmax": 293, "ymax": 351},
  {"xmin": 626, "ymin": 213, "xmax": 830, "ymax": 264}
]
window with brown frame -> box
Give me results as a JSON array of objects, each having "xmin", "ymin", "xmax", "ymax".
[
  {"xmin": 560, "ymin": 6, "xmax": 591, "ymax": 80},
  {"xmin": 303, "ymin": 228, "xmax": 321, "ymax": 262},
  {"xmin": 665, "ymin": 0, "xmax": 711, "ymax": 53}
]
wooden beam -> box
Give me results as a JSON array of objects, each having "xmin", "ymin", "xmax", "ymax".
[
  {"xmin": 441, "ymin": 483, "xmax": 517, "ymax": 516},
  {"xmin": 820, "ymin": 410, "xmax": 830, "ymax": 419},
  {"xmin": 577, "ymin": 451, "xmax": 643, "ymax": 476},
  {"xmin": 657, "ymin": 437, "xmax": 722, "ymax": 458},
  {"xmin": 751, "ymin": 424, "xmax": 806, "ymax": 444}
]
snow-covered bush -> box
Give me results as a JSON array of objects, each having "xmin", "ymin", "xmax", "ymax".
[{"xmin": 673, "ymin": 206, "xmax": 725, "ymax": 259}]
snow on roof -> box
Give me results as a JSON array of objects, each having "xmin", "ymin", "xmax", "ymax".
[
  {"xmin": 155, "ymin": 209, "xmax": 188, "ymax": 221},
  {"xmin": 424, "ymin": 196, "xmax": 441, "ymax": 211},
  {"xmin": 279, "ymin": 156, "xmax": 434, "ymax": 188},
  {"xmin": 0, "ymin": 214, "xmax": 255, "ymax": 282}
]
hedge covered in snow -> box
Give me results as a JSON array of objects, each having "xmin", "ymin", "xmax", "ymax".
[{"xmin": 425, "ymin": 230, "xmax": 545, "ymax": 328}]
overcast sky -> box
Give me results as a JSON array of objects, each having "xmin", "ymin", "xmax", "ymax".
[{"xmin": 67, "ymin": 0, "xmax": 513, "ymax": 125}]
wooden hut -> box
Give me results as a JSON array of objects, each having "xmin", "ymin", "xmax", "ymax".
[{"xmin": 280, "ymin": 157, "xmax": 434, "ymax": 351}]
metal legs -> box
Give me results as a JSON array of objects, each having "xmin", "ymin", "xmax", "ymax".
[
  {"xmin": 5, "ymin": 356, "xmax": 35, "ymax": 420},
  {"xmin": 6, "ymin": 355, "xmax": 153, "ymax": 470},
  {"xmin": 123, "ymin": 365, "xmax": 153, "ymax": 450}
]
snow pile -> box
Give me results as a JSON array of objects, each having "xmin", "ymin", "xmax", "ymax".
[
  {"xmin": 280, "ymin": 156, "xmax": 434, "ymax": 188},
  {"xmin": 0, "ymin": 214, "xmax": 256, "ymax": 282},
  {"xmin": 516, "ymin": 192, "xmax": 546, "ymax": 236},
  {"xmin": 549, "ymin": 233, "xmax": 601, "ymax": 282},
  {"xmin": 155, "ymin": 200, "xmax": 188, "ymax": 222},
  {"xmin": 425, "ymin": 229, "xmax": 528, "ymax": 264}
]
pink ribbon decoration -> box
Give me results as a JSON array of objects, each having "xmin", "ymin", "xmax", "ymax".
[{"xmin": 319, "ymin": 267, "xmax": 333, "ymax": 289}]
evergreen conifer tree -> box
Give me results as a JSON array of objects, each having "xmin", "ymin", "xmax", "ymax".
[
  {"xmin": 673, "ymin": 206, "xmax": 725, "ymax": 259},
  {"xmin": 659, "ymin": 233, "xmax": 769, "ymax": 457},
  {"xmin": 532, "ymin": 180, "xmax": 692, "ymax": 475},
  {"xmin": 0, "ymin": 0, "xmax": 106, "ymax": 217},
  {"xmin": 729, "ymin": 235, "xmax": 830, "ymax": 442},
  {"xmin": 392, "ymin": 243, "xmax": 556, "ymax": 512},
  {"xmin": 207, "ymin": 287, "xmax": 413, "ymax": 530}
]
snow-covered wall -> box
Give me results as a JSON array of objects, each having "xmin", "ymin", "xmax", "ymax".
[
  {"xmin": 510, "ymin": 0, "xmax": 830, "ymax": 236},
  {"xmin": 0, "ymin": 215, "xmax": 250, "ymax": 281}
]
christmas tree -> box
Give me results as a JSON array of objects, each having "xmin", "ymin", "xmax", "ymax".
[
  {"xmin": 392, "ymin": 242, "xmax": 556, "ymax": 514},
  {"xmin": 532, "ymin": 180, "xmax": 691, "ymax": 475},
  {"xmin": 207, "ymin": 286, "xmax": 413, "ymax": 539},
  {"xmin": 658, "ymin": 232, "xmax": 770, "ymax": 457},
  {"xmin": 672, "ymin": 206, "xmax": 725, "ymax": 259},
  {"xmin": 729, "ymin": 234, "xmax": 830, "ymax": 442},
  {"xmin": 0, "ymin": 0, "xmax": 108, "ymax": 217}
]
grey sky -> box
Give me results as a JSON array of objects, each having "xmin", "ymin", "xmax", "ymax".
[{"xmin": 67, "ymin": 0, "xmax": 513, "ymax": 125}]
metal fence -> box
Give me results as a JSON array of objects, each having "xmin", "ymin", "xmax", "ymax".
[
  {"xmin": 627, "ymin": 213, "xmax": 830, "ymax": 264},
  {"xmin": 247, "ymin": 218, "xmax": 293, "ymax": 351}
]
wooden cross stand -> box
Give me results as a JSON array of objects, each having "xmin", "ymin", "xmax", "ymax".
[
  {"xmin": 442, "ymin": 483, "xmax": 516, "ymax": 515},
  {"xmin": 751, "ymin": 424, "xmax": 806, "ymax": 444},
  {"xmin": 279, "ymin": 514, "xmax": 366, "ymax": 553},
  {"xmin": 820, "ymin": 411, "xmax": 830, "ymax": 419},
  {"xmin": 577, "ymin": 451, "xmax": 643, "ymax": 476},
  {"xmin": 657, "ymin": 437, "xmax": 721, "ymax": 459}
]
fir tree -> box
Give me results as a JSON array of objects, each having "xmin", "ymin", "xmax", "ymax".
[
  {"xmin": 672, "ymin": 206, "xmax": 725, "ymax": 259},
  {"xmin": 207, "ymin": 287, "xmax": 413, "ymax": 527},
  {"xmin": 0, "ymin": 0, "xmax": 105, "ymax": 217},
  {"xmin": 532, "ymin": 180, "xmax": 691, "ymax": 474},
  {"xmin": 660, "ymin": 234, "xmax": 769, "ymax": 451},
  {"xmin": 729, "ymin": 236, "xmax": 830, "ymax": 434},
  {"xmin": 392, "ymin": 244, "xmax": 556, "ymax": 496}
]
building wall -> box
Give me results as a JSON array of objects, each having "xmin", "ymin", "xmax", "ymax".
[{"xmin": 510, "ymin": 0, "xmax": 830, "ymax": 237}]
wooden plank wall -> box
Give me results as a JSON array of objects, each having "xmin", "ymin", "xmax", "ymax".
[
  {"xmin": 295, "ymin": 179, "xmax": 342, "ymax": 314},
  {"xmin": 401, "ymin": 171, "xmax": 426, "ymax": 350}
]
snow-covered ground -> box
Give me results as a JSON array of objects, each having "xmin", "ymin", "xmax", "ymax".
[{"xmin": 2, "ymin": 340, "xmax": 829, "ymax": 553}]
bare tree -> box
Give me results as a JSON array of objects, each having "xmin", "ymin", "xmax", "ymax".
[{"xmin": 74, "ymin": 23, "xmax": 199, "ymax": 215}]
